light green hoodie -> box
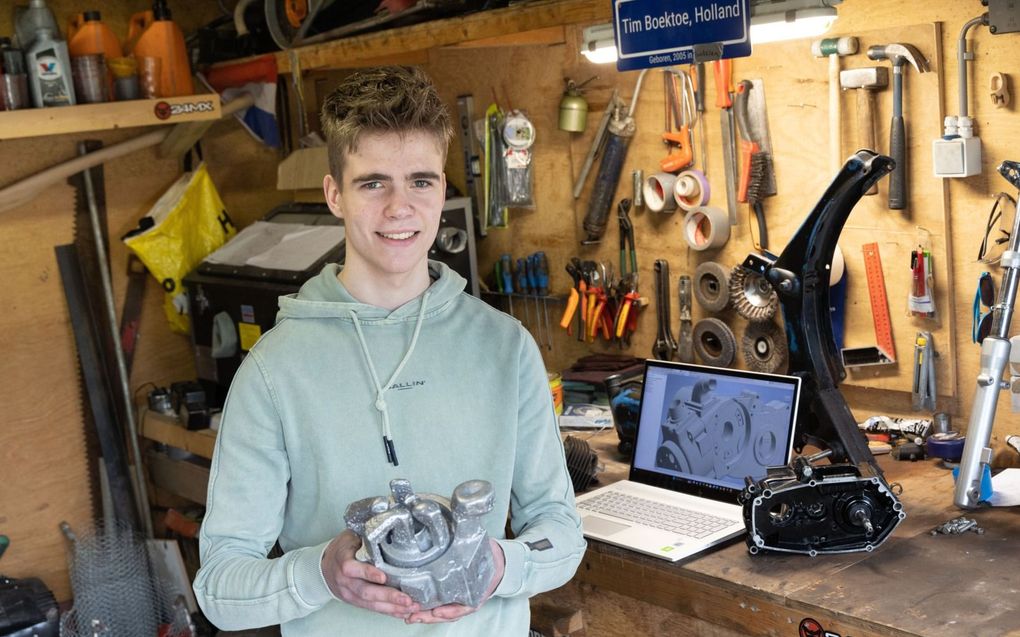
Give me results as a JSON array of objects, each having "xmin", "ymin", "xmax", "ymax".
[{"xmin": 193, "ymin": 261, "xmax": 586, "ymax": 636}]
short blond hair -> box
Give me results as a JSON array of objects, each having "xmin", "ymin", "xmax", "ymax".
[{"xmin": 319, "ymin": 66, "xmax": 453, "ymax": 183}]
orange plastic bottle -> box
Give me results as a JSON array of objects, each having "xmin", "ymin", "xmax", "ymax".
[
  {"xmin": 68, "ymin": 11, "xmax": 122, "ymax": 60},
  {"xmin": 131, "ymin": 0, "xmax": 193, "ymax": 97}
]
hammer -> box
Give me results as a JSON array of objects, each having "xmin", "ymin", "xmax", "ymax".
[
  {"xmin": 867, "ymin": 43, "xmax": 930, "ymax": 210},
  {"xmin": 840, "ymin": 67, "xmax": 888, "ymax": 195},
  {"xmin": 812, "ymin": 37, "xmax": 858, "ymax": 175}
]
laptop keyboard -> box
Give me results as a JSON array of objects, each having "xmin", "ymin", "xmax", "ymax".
[{"xmin": 578, "ymin": 491, "xmax": 733, "ymax": 539}]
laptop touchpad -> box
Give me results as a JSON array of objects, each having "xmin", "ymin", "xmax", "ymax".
[{"xmin": 583, "ymin": 516, "xmax": 631, "ymax": 536}]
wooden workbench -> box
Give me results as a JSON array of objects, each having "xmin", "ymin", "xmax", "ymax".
[{"xmin": 543, "ymin": 430, "xmax": 1020, "ymax": 637}]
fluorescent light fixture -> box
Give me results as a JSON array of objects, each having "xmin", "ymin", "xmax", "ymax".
[
  {"xmin": 750, "ymin": 0, "xmax": 841, "ymax": 44},
  {"xmin": 581, "ymin": 23, "xmax": 618, "ymax": 64}
]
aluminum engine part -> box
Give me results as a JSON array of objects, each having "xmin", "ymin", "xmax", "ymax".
[
  {"xmin": 345, "ymin": 479, "xmax": 495, "ymax": 609},
  {"xmin": 655, "ymin": 378, "xmax": 791, "ymax": 481},
  {"xmin": 739, "ymin": 453, "xmax": 905, "ymax": 555}
]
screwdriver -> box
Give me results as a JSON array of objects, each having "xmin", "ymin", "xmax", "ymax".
[{"xmin": 500, "ymin": 254, "xmax": 514, "ymax": 317}]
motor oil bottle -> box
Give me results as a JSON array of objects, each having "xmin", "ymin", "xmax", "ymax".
[
  {"xmin": 68, "ymin": 11, "xmax": 123, "ymax": 60},
  {"xmin": 27, "ymin": 27, "xmax": 75, "ymax": 107},
  {"xmin": 131, "ymin": 0, "xmax": 194, "ymax": 97},
  {"xmin": 68, "ymin": 10, "xmax": 122, "ymax": 99},
  {"xmin": 14, "ymin": 0, "xmax": 61, "ymax": 51}
]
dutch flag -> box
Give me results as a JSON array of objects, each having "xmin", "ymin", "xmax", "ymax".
[{"xmin": 201, "ymin": 55, "xmax": 281, "ymax": 148}]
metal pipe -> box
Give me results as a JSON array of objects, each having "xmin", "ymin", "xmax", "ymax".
[{"xmin": 957, "ymin": 15, "xmax": 988, "ymax": 119}]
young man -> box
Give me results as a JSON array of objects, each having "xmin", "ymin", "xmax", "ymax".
[{"xmin": 193, "ymin": 66, "xmax": 586, "ymax": 635}]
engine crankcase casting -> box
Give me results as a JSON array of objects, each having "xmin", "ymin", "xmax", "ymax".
[{"xmin": 344, "ymin": 478, "xmax": 495, "ymax": 609}]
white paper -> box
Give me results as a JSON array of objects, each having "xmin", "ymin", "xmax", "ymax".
[{"xmin": 988, "ymin": 467, "xmax": 1020, "ymax": 507}]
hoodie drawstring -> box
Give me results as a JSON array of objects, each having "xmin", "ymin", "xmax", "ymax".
[{"xmin": 349, "ymin": 291, "xmax": 431, "ymax": 466}]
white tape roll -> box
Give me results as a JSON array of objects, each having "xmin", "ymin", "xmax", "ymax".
[
  {"xmin": 643, "ymin": 172, "xmax": 678, "ymax": 213},
  {"xmin": 673, "ymin": 169, "xmax": 711, "ymax": 211},
  {"xmin": 683, "ymin": 206, "xmax": 730, "ymax": 251}
]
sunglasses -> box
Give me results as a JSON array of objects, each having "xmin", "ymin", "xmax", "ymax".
[
  {"xmin": 972, "ymin": 272, "xmax": 997, "ymax": 343},
  {"xmin": 977, "ymin": 192, "xmax": 1015, "ymax": 264}
]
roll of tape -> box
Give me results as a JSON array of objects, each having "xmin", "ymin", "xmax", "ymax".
[
  {"xmin": 643, "ymin": 172, "xmax": 678, "ymax": 213},
  {"xmin": 683, "ymin": 206, "xmax": 730, "ymax": 251},
  {"xmin": 673, "ymin": 169, "xmax": 711, "ymax": 211}
]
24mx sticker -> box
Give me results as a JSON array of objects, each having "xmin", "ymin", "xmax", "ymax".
[
  {"xmin": 153, "ymin": 100, "xmax": 215, "ymax": 120},
  {"xmin": 799, "ymin": 617, "xmax": 849, "ymax": 637}
]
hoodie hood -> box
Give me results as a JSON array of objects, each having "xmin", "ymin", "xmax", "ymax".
[{"xmin": 277, "ymin": 259, "xmax": 467, "ymax": 322}]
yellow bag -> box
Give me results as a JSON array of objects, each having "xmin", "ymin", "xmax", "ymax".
[{"xmin": 123, "ymin": 164, "xmax": 236, "ymax": 334}]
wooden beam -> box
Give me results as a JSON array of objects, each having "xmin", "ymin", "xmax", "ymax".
[
  {"xmin": 276, "ymin": 0, "xmax": 608, "ymax": 72},
  {"xmin": 448, "ymin": 25, "xmax": 566, "ymax": 49},
  {"xmin": 0, "ymin": 95, "xmax": 222, "ymax": 141},
  {"xmin": 141, "ymin": 411, "xmax": 217, "ymax": 460}
]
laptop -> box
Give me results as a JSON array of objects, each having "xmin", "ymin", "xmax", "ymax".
[{"xmin": 575, "ymin": 360, "xmax": 801, "ymax": 562}]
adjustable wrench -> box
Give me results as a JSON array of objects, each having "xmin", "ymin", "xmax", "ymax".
[{"xmin": 652, "ymin": 260, "xmax": 678, "ymax": 360}]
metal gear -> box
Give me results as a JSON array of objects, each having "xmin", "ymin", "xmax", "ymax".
[
  {"xmin": 742, "ymin": 320, "xmax": 789, "ymax": 374},
  {"xmin": 692, "ymin": 317, "xmax": 737, "ymax": 367},
  {"xmin": 693, "ymin": 261, "xmax": 731, "ymax": 313},
  {"xmin": 729, "ymin": 264, "xmax": 778, "ymax": 321}
]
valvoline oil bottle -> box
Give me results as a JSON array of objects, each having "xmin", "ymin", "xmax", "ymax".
[{"xmin": 130, "ymin": 0, "xmax": 193, "ymax": 97}]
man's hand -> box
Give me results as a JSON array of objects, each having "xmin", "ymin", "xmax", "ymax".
[
  {"xmin": 321, "ymin": 530, "xmax": 421, "ymax": 620},
  {"xmin": 404, "ymin": 538, "xmax": 506, "ymax": 625}
]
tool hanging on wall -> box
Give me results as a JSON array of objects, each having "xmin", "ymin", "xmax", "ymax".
[
  {"xmin": 735, "ymin": 79, "xmax": 776, "ymax": 251},
  {"xmin": 955, "ymin": 160, "xmax": 1020, "ymax": 509},
  {"xmin": 693, "ymin": 317, "xmax": 736, "ymax": 367},
  {"xmin": 559, "ymin": 75, "xmax": 597, "ymax": 132},
  {"xmin": 677, "ymin": 275, "xmax": 694, "ymax": 363},
  {"xmin": 693, "ymin": 261, "xmax": 730, "ymax": 313},
  {"xmin": 652, "ymin": 259, "xmax": 678, "ymax": 360},
  {"xmin": 867, "ymin": 43, "xmax": 930, "ymax": 210},
  {"xmin": 742, "ymin": 320, "xmax": 788, "ymax": 374},
  {"xmin": 729, "ymin": 263, "xmax": 778, "ymax": 322},
  {"xmin": 842, "ymin": 242, "xmax": 896, "ymax": 367},
  {"xmin": 839, "ymin": 67, "xmax": 888, "ymax": 196},
  {"xmin": 912, "ymin": 331, "xmax": 937, "ymax": 411},
  {"xmin": 811, "ymin": 37, "xmax": 859, "ymax": 176},
  {"xmin": 692, "ymin": 63, "xmax": 709, "ymax": 175},
  {"xmin": 572, "ymin": 89, "xmax": 618, "ymax": 200},
  {"xmin": 713, "ymin": 59, "xmax": 739, "ymax": 226},
  {"xmin": 660, "ymin": 68, "xmax": 696, "ymax": 173},
  {"xmin": 456, "ymin": 94, "xmax": 484, "ymax": 236},
  {"xmin": 581, "ymin": 70, "xmax": 650, "ymax": 244}
]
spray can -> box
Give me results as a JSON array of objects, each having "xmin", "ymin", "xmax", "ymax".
[
  {"xmin": 131, "ymin": 0, "xmax": 194, "ymax": 97},
  {"xmin": 27, "ymin": 28, "xmax": 75, "ymax": 107},
  {"xmin": 15, "ymin": 0, "xmax": 61, "ymax": 50},
  {"xmin": 1, "ymin": 38, "xmax": 31, "ymax": 110}
]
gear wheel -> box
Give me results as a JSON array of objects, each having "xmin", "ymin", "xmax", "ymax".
[
  {"xmin": 693, "ymin": 317, "xmax": 737, "ymax": 367},
  {"xmin": 742, "ymin": 320, "xmax": 789, "ymax": 374},
  {"xmin": 694, "ymin": 261, "xmax": 730, "ymax": 313},
  {"xmin": 729, "ymin": 265, "xmax": 778, "ymax": 321}
]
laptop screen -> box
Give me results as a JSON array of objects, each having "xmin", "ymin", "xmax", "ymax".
[{"xmin": 629, "ymin": 360, "xmax": 801, "ymax": 503}]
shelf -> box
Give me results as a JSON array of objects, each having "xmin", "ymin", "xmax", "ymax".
[
  {"xmin": 259, "ymin": 0, "xmax": 609, "ymax": 73},
  {"xmin": 0, "ymin": 94, "xmax": 223, "ymax": 141},
  {"xmin": 141, "ymin": 410, "xmax": 217, "ymax": 460}
]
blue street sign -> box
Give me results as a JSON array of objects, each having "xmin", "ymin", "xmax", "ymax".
[{"xmin": 614, "ymin": 0, "xmax": 751, "ymax": 71}]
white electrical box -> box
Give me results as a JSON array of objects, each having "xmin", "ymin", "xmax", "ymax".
[{"xmin": 933, "ymin": 135, "xmax": 982, "ymax": 178}]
